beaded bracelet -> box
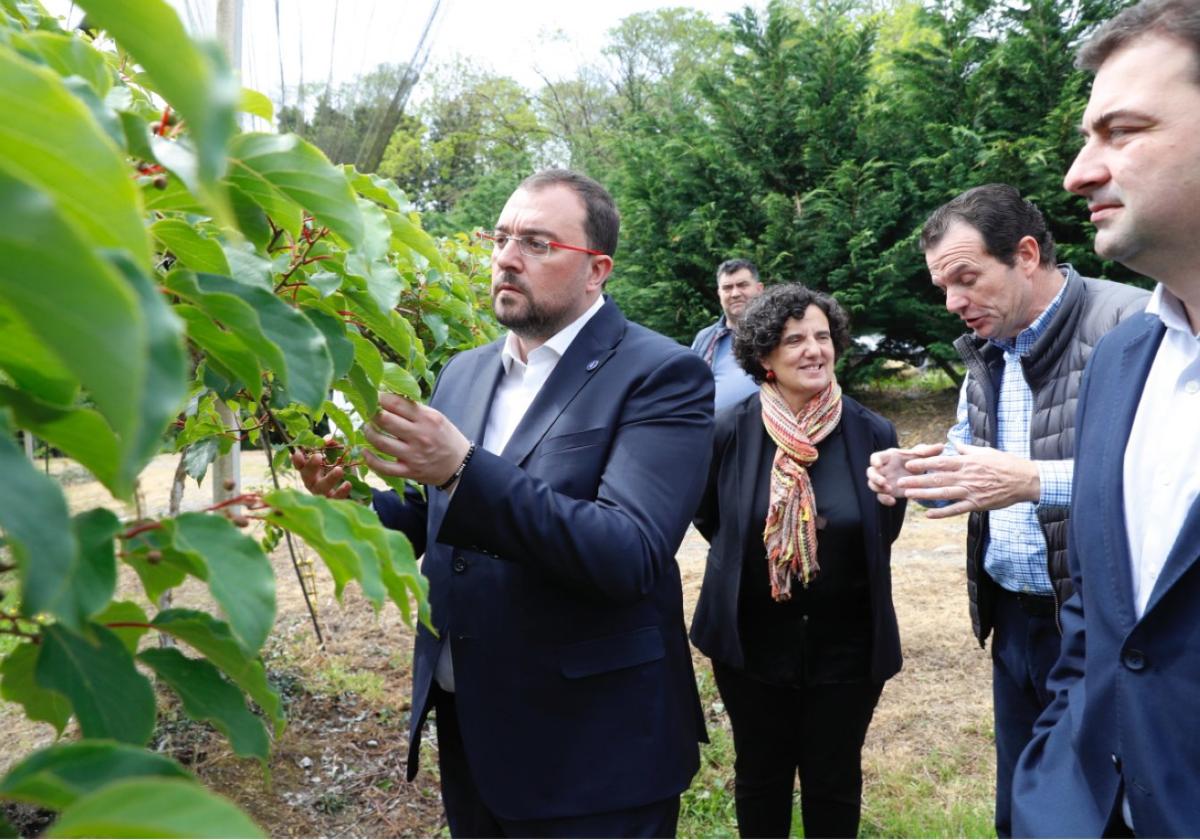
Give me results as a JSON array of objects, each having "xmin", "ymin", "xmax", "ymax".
[{"xmin": 437, "ymin": 443, "xmax": 477, "ymax": 492}]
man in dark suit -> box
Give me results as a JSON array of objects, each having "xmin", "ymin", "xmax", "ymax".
[
  {"xmin": 1011, "ymin": 1, "xmax": 1200, "ymax": 835},
  {"xmin": 296, "ymin": 169, "xmax": 713, "ymax": 837}
]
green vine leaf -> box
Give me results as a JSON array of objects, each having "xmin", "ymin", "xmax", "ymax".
[
  {"xmin": 139, "ymin": 648, "xmax": 270, "ymax": 766},
  {"xmin": 0, "ymin": 169, "xmax": 149, "ymax": 499},
  {"xmin": 151, "ymin": 219, "xmax": 231, "ymax": 274},
  {"xmin": 151, "ymin": 609, "xmax": 284, "ymax": 736},
  {"xmin": 46, "ymin": 778, "xmax": 265, "ymax": 839},
  {"xmin": 237, "ymin": 87, "xmax": 274, "ymax": 122},
  {"xmin": 229, "ymin": 132, "xmax": 365, "ymax": 248},
  {"xmin": 0, "ymin": 429, "xmax": 80, "ymax": 630},
  {"xmin": 17, "ymin": 31, "xmax": 113, "ymax": 98},
  {"xmin": 165, "ymin": 271, "xmax": 333, "ymax": 410},
  {"xmin": 0, "ymin": 385, "xmax": 123, "ymax": 493},
  {"xmin": 166, "ymin": 513, "xmax": 276, "ymax": 656},
  {"xmin": 0, "ymin": 47, "xmax": 149, "ymax": 268},
  {"xmin": 75, "ymin": 0, "xmax": 238, "ymax": 217},
  {"xmin": 263, "ymin": 489, "xmax": 430, "ymax": 629},
  {"xmin": 174, "ymin": 304, "xmax": 264, "ymax": 401},
  {"xmin": 0, "ymin": 741, "xmax": 190, "ymax": 812},
  {"xmin": 36, "ymin": 624, "xmax": 156, "ymax": 745},
  {"xmin": 304, "ymin": 308, "xmax": 356, "ymax": 379},
  {"xmin": 69, "ymin": 508, "xmax": 122, "ymax": 620},
  {"xmin": 0, "ymin": 644, "xmax": 71, "ymax": 737},
  {"xmin": 0, "ymin": 299, "xmax": 77, "ymax": 406},
  {"xmin": 93, "ymin": 600, "xmax": 151, "ymax": 655}
]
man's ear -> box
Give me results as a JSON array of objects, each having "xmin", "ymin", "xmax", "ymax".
[
  {"xmin": 587, "ymin": 254, "xmax": 614, "ymax": 292},
  {"xmin": 1015, "ymin": 235, "xmax": 1042, "ymax": 274}
]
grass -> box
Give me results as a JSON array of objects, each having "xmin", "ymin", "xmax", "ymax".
[
  {"xmin": 856, "ymin": 366, "xmax": 960, "ymax": 395},
  {"xmin": 861, "ymin": 743, "xmax": 994, "ymax": 838},
  {"xmin": 680, "ymin": 660, "xmax": 995, "ymax": 839},
  {"xmin": 0, "ymin": 588, "xmax": 22, "ymax": 658},
  {"xmin": 312, "ymin": 656, "xmax": 388, "ymax": 704},
  {"xmin": 678, "ymin": 667, "xmax": 738, "ymax": 838}
]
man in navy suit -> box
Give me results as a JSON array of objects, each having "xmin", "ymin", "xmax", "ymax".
[
  {"xmin": 1011, "ymin": 1, "xmax": 1200, "ymax": 835},
  {"xmin": 296, "ymin": 169, "xmax": 713, "ymax": 837}
]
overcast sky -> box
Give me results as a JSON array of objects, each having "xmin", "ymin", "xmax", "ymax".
[{"xmin": 48, "ymin": 0, "xmax": 753, "ymax": 107}]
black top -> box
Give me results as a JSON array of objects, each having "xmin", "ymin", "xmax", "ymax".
[
  {"xmin": 689, "ymin": 393, "xmax": 906, "ymax": 686},
  {"xmin": 738, "ymin": 425, "xmax": 872, "ymax": 685}
]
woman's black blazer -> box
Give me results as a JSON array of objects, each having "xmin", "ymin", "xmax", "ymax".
[{"xmin": 690, "ymin": 393, "xmax": 907, "ymax": 685}]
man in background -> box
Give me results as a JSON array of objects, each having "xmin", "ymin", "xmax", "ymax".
[{"xmin": 692, "ymin": 258, "xmax": 765, "ymax": 411}]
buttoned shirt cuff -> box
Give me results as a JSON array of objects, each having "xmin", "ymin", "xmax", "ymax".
[{"xmin": 1036, "ymin": 460, "xmax": 1072, "ymax": 509}]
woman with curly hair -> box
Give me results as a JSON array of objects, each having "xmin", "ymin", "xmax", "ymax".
[{"xmin": 691, "ymin": 283, "xmax": 906, "ymax": 838}]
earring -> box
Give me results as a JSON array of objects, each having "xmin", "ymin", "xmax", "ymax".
[{"xmin": 765, "ymin": 370, "xmax": 776, "ymax": 382}]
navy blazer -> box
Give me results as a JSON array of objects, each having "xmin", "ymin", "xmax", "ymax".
[
  {"xmin": 374, "ymin": 298, "xmax": 714, "ymax": 822},
  {"xmin": 1013, "ymin": 312, "xmax": 1200, "ymax": 837},
  {"xmin": 690, "ymin": 393, "xmax": 906, "ymax": 685}
]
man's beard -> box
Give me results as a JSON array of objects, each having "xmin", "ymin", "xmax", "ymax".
[{"xmin": 492, "ymin": 272, "xmax": 572, "ymax": 341}]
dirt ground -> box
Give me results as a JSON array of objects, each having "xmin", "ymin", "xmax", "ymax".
[{"xmin": 2, "ymin": 386, "xmax": 992, "ymax": 838}]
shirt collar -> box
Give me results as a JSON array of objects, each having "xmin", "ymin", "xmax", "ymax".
[
  {"xmin": 500, "ymin": 295, "xmax": 606, "ymax": 373},
  {"xmin": 992, "ymin": 266, "xmax": 1070, "ymax": 355},
  {"xmin": 1145, "ymin": 283, "xmax": 1200, "ymax": 339}
]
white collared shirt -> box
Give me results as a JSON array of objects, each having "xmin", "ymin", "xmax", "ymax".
[
  {"xmin": 436, "ymin": 294, "xmax": 605, "ymax": 693},
  {"xmin": 1122, "ymin": 284, "xmax": 1200, "ymax": 619},
  {"xmin": 482, "ymin": 295, "xmax": 605, "ymax": 455}
]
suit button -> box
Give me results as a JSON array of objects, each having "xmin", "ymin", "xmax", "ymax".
[
  {"xmin": 1112, "ymin": 754, "xmax": 1122, "ymax": 773},
  {"xmin": 452, "ymin": 556, "xmax": 467, "ymax": 574},
  {"xmin": 1122, "ymin": 649, "xmax": 1146, "ymax": 671}
]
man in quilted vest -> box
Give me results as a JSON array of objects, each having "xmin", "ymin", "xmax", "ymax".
[{"xmin": 866, "ymin": 184, "xmax": 1146, "ymax": 837}]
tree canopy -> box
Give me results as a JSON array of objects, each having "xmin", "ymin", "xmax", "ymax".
[{"xmin": 288, "ymin": 0, "xmax": 1143, "ymax": 377}]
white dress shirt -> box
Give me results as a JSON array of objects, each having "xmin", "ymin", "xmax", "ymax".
[
  {"xmin": 436, "ymin": 295, "xmax": 605, "ymax": 692},
  {"xmin": 483, "ymin": 296, "xmax": 606, "ymax": 455},
  {"xmin": 1122, "ymin": 284, "xmax": 1200, "ymax": 619}
]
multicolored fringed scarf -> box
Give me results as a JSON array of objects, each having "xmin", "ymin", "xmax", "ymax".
[{"xmin": 761, "ymin": 379, "xmax": 843, "ymax": 601}]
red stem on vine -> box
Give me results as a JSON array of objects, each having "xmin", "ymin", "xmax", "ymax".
[
  {"xmin": 334, "ymin": 310, "xmax": 369, "ymax": 329},
  {"xmin": 207, "ymin": 493, "xmax": 267, "ymax": 512},
  {"xmin": 121, "ymin": 521, "xmax": 163, "ymax": 540}
]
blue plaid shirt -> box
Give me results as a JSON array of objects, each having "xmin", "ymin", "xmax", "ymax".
[{"xmin": 945, "ymin": 274, "xmax": 1073, "ymax": 595}]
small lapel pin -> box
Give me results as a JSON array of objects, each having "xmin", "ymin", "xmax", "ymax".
[{"xmin": 586, "ymin": 359, "xmax": 599, "ymax": 371}]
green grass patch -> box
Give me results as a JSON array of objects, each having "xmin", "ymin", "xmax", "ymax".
[
  {"xmin": 682, "ymin": 663, "xmax": 995, "ymax": 838},
  {"xmin": 0, "ymin": 587, "xmax": 23, "ymax": 658},
  {"xmin": 678, "ymin": 666, "xmax": 737, "ymax": 838},
  {"xmin": 859, "ymin": 366, "xmax": 960, "ymax": 395},
  {"xmin": 861, "ymin": 744, "xmax": 994, "ymax": 838},
  {"xmin": 312, "ymin": 656, "xmax": 387, "ymax": 704}
]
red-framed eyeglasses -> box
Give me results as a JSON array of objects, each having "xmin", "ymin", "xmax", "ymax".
[{"xmin": 477, "ymin": 230, "xmax": 604, "ymax": 258}]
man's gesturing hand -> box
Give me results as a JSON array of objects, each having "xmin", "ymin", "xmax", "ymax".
[
  {"xmin": 867, "ymin": 444, "xmax": 945, "ymax": 506},
  {"xmin": 897, "ymin": 443, "xmax": 1041, "ymax": 519},
  {"xmin": 363, "ymin": 393, "xmax": 472, "ymax": 487}
]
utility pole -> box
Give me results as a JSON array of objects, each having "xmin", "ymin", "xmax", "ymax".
[
  {"xmin": 213, "ymin": 0, "xmax": 243, "ymax": 515},
  {"xmin": 216, "ymin": 0, "xmax": 243, "ymax": 73}
]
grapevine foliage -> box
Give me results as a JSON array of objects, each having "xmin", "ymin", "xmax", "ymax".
[{"xmin": 0, "ymin": 0, "xmax": 497, "ymax": 834}]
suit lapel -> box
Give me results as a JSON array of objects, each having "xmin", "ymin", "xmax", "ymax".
[
  {"xmin": 451, "ymin": 342, "xmax": 504, "ymax": 443},
  {"xmin": 1100, "ymin": 318, "xmax": 1164, "ymax": 624},
  {"xmin": 499, "ymin": 299, "xmax": 623, "ymax": 466},
  {"xmin": 839, "ymin": 400, "xmax": 882, "ymax": 570},
  {"xmin": 1145, "ymin": 500, "xmax": 1200, "ymax": 617},
  {"xmin": 735, "ymin": 395, "xmax": 767, "ymax": 548}
]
